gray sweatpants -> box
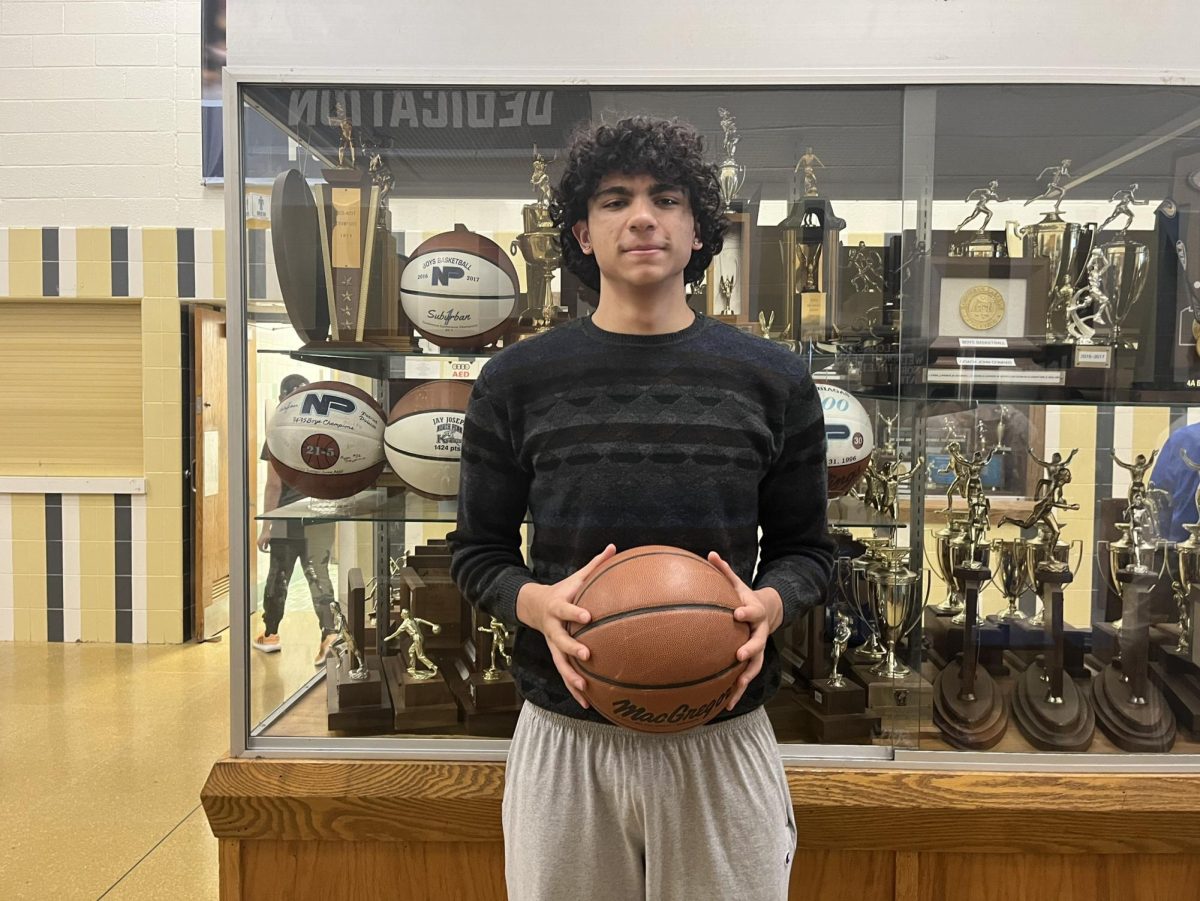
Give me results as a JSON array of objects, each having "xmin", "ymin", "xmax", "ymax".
[{"xmin": 503, "ymin": 703, "xmax": 797, "ymax": 901}]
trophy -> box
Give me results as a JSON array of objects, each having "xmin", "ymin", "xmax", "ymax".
[
  {"xmin": 994, "ymin": 405, "xmax": 1012, "ymax": 454},
  {"xmin": 512, "ymin": 147, "xmax": 564, "ymax": 333},
  {"xmin": 330, "ymin": 599, "xmax": 369, "ymax": 682},
  {"xmin": 477, "ymin": 617, "xmax": 513, "ymax": 682},
  {"xmin": 839, "ymin": 547, "xmax": 887, "ymax": 663},
  {"xmin": 717, "ymin": 272, "xmax": 736, "ymax": 318},
  {"xmin": 933, "ymin": 542, "xmax": 1008, "ymax": 750},
  {"xmin": 716, "ymin": 107, "xmax": 746, "ymax": 211},
  {"xmin": 1168, "ymin": 524, "xmax": 1200, "ymax": 657},
  {"xmin": 866, "ymin": 546, "xmax": 928, "ymax": 678},
  {"xmin": 825, "ymin": 610, "xmax": 852, "ymax": 689},
  {"xmin": 952, "ymin": 179, "xmax": 1008, "ymax": 258},
  {"xmin": 385, "ymin": 608, "xmax": 442, "ymax": 680},
  {"xmin": 313, "ymin": 101, "xmax": 383, "ymax": 345},
  {"xmin": 1092, "ymin": 523, "xmax": 1175, "ymax": 752},
  {"xmin": 1096, "ymin": 234, "xmax": 1149, "ymax": 349},
  {"xmin": 877, "ymin": 413, "xmax": 898, "ymax": 460},
  {"xmin": 794, "ymin": 146, "xmax": 824, "ymax": 199},
  {"xmin": 990, "ymin": 537, "xmax": 1031, "ymax": 623},
  {"xmin": 926, "ymin": 513, "xmax": 971, "ymax": 617},
  {"xmin": 778, "ymin": 182, "xmax": 844, "ymax": 344},
  {"xmin": 1019, "ymin": 159, "xmax": 1096, "ymax": 343},
  {"xmin": 1010, "ymin": 539, "xmax": 1095, "ymax": 752}
]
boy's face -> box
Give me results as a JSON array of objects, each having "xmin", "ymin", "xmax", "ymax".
[{"xmin": 572, "ymin": 172, "xmax": 701, "ymax": 292}]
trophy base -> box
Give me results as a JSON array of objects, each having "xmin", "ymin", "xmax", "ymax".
[
  {"xmin": 1149, "ymin": 659, "xmax": 1200, "ymax": 737},
  {"xmin": 924, "ymin": 610, "xmax": 1010, "ymax": 678},
  {"xmin": 794, "ymin": 691, "xmax": 881, "ymax": 744},
  {"xmin": 382, "ymin": 656, "xmax": 459, "ymax": 732},
  {"xmin": 932, "ymin": 597, "xmax": 965, "ymax": 617},
  {"xmin": 990, "ymin": 603, "xmax": 1029, "ymax": 623},
  {"xmin": 1011, "ymin": 659, "xmax": 1095, "ymax": 752},
  {"xmin": 468, "ymin": 670, "xmax": 518, "ymax": 709},
  {"xmin": 810, "ymin": 673, "xmax": 867, "ymax": 716},
  {"xmin": 1091, "ymin": 663, "xmax": 1176, "ymax": 753},
  {"xmin": 326, "ymin": 655, "xmax": 393, "ymax": 733},
  {"xmin": 849, "ymin": 664, "xmax": 934, "ymax": 714},
  {"xmin": 932, "ymin": 657, "xmax": 1009, "ymax": 750},
  {"xmin": 444, "ymin": 658, "xmax": 521, "ymax": 737}
]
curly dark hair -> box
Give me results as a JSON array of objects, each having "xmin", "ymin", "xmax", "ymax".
[{"xmin": 549, "ymin": 116, "xmax": 727, "ymax": 292}]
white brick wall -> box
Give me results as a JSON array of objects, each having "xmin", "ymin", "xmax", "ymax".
[{"xmin": 0, "ymin": 0, "xmax": 223, "ymax": 228}]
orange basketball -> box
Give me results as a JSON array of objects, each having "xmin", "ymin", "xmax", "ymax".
[{"xmin": 568, "ymin": 546, "xmax": 749, "ymax": 734}]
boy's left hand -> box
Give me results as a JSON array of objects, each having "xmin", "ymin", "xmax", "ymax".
[{"xmin": 707, "ymin": 552, "xmax": 783, "ymax": 711}]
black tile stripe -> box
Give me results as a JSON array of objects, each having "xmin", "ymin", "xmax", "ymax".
[
  {"xmin": 41, "ymin": 227, "xmax": 59, "ymax": 297},
  {"xmin": 1091, "ymin": 408, "xmax": 1116, "ymax": 624},
  {"xmin": 111, "ymin": 227, "xmax": 129, "ymax": 297},
  {"xmin": 115, "ymin": 494, "xmax": 132, "ymax": 644},
  {"xmin": 45, "ymin": 494, "xmax": 63, "ymax": 642},
  {"xmin": 177, "ymin": 227, "xmax": 196, "ymax": 298}
]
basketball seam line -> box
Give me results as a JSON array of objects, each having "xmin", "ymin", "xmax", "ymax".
[
  {"xmin": 382, "ymin": 442, "xmax": 461, "ymax": 463},
  {"xmin": 573, "ymin": 602, "xmax": 740, "ymax": 637},
  {"xmin": 401, "ymin": 287, "xmax": 516, "ymax": 301},
  {"xmin": 575, "ymin": 658, "xmax": 743, "ymax": 692},
  {"xmin": 575, "ymin": 550, "xmax": 719, "ymax": 607}
]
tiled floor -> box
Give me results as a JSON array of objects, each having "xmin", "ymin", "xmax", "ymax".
[
  {"xmin": 2, "ymin": 564, "xmax": 339, "ymax": 900},
  {"xmin": 1, "ymin": 641, "xmax": 226, "ymax": 900}
]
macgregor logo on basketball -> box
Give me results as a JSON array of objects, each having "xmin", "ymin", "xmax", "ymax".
[{"xmin": 610, "ymin": 687, "xmax": 735, "ymax": 727}]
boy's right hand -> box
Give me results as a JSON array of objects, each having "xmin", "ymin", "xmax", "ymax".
[{"xmin": 515, "ymin": 544, "xmax": 617, "ymax": 709}]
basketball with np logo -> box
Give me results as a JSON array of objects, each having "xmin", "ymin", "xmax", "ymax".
[
  {"xmin": 568, "ymin": 546, "xmax": 750, "ymax": 734},
  {"xmin": 266, "ymin": 381, "xmax": 386, "ymax": 500},
  {"xmin": 399, "ymin": 223, "xmax": 519, "ymax": 350}
]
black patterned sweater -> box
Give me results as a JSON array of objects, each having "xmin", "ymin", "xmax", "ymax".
[{"xmin": 447, "ymin": 312, "xmax": 835, "ymax": 723}]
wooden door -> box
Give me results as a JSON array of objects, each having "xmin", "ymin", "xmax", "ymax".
[{"xmin": 194, "ymin": 306, "xmax": 230, "ymax": 640}]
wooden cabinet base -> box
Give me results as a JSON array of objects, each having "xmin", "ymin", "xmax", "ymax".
[{"xmin": 203, "ymin": 760, "xmax": 1200, "ymax": 901}]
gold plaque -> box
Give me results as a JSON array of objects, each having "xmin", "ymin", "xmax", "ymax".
[
  {"xmin": 959, "ymin": 285, "xmax": 1006, "ymax": 331},
  {"xmin": 330, "ymin": 187, "xmax": 363, "ymax": 269}
]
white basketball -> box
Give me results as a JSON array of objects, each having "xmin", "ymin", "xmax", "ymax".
[
  {"xmin": 399, "ymin": 225, "xmax": 519, "ymax": 349},
  {"xmin": 384, "ymin": 381, "xmax": 472, "ymax": 501},
  {"xmin": 266, "ymin": 381, "xmax": 387, "ymax": 499},
  {"xmin": 817, "ymin": 383, "xmax": 874, "ymax": 498}
]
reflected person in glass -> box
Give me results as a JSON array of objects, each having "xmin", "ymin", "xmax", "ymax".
[{"xmin": 253, "ymin": 374, "xmax": 338, "ymax": 665}]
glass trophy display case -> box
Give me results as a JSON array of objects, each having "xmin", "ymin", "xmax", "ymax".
[{"xmin": 229, "ymin": 77, "xmax": 1200, "ymax": 765}]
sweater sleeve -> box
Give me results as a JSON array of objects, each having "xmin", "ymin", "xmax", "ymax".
[
  {"xmin": 752, "ymin": 373, "xmax": 836, "ymax": 628},
  {"xmin": 447, "ymin": 372, "xmax": 537, "ymax": 626}
]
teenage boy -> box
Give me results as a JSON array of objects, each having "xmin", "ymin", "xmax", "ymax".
[{"xmin": 449, "ymin": 117, "xmax": 834, "ymax": 901}]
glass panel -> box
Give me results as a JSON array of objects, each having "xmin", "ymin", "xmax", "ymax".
[
  {"xmin": 237, "ymin": 82, "xmax": 909, "ymax": 750},
  {"xmin": 913, "ymin": 84, "xmax": 1200, "ymax": 755}
]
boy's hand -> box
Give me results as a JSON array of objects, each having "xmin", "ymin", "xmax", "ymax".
[
  {"xmin": 707, "ymin": 551, "xmax": 783, "ymax": 711},
  {"xmin": 516, "ymin": 544, "xmax": 617, "ymax": 709}
]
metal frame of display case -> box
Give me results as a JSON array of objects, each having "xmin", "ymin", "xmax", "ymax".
[{"xmin": 224, "ymin": 67, "xmax": 1200, "ymax": 772}]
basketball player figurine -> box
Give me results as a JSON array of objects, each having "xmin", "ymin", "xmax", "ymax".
[
  {"xmin": 827, "ymin": 610, "xmax": 852, "ymax": 688},
  {"xmin": 478, "ymin": 617, "xmax": 513, "ymax": 681},
  {"xmin": 1112, "ymin": 450, "xmax": 1159, "ymax": 509},
  {"xmin": 879, "ymin": 456, "xmax": 922, "ymax": 522},
  {"xmin": 794, "ymin": 146, "xmax": 824, "ymax": 198},
  {"xmin": 331, "ymin": 100, "xmax": 356, "ymax": 169},
  {"xmin": 385, "ymin": 608, "xmax": 441, "ymax": 680},
  {"xmin": 1029, "ymin": 448, "xmax": 1079, "ymax": 504},
  {"xmin": 939, "ymin": 441, "xmax": 970, "ymax": 514},
  {"xmin": 329, "ymin": 600, "xmax": 369, "ymax": 682}
]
